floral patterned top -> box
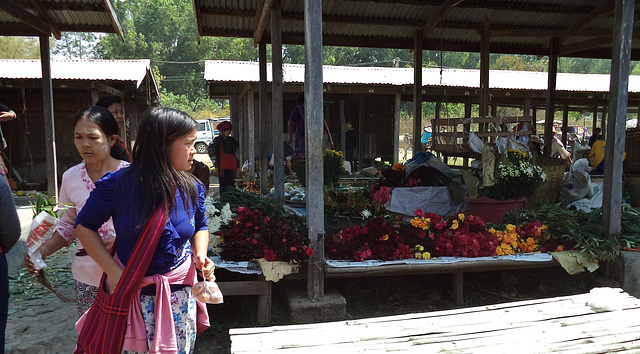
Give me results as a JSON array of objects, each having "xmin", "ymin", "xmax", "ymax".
[{"xmin": 57, "ymin": 160, "xmax": 130, "ymax": 246}]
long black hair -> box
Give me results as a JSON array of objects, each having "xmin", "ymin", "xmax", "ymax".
[
  {"xmin": 73, "ymin": 106, "xmax": 129, "ymax": 161},
  {"xmin": 128, "ymin": 107, "xmax": 199, "ymax": 220}
]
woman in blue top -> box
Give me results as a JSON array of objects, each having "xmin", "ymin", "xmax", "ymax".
[{"xmin": 75, "ymin": 107, "xmax": 215, "ymax": 353}]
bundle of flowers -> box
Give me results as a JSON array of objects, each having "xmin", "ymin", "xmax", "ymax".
[
  {"xmin": 325, "ymin": 216, "xmax": 415, "ymax": 261},
  {"xmin": 375, "ymin": 162, "xmax": 453, "ymax": 189},
  {"xmin": 324, "ymin": 187, "xmax": 377, "ymax": 218},
  {"xmin": 218, "ymin": 206, "xmax": 314, "ymax": 263},
  {"xmin": 482, "ymin": 148, "xmax": 547, "ymax": 200},
  {"xmin": 493, "ymin": 220, "xmax": 573, "ymax": 256},
  {"xmin": 430, "ymin": 213, "xmax": 499, "ymax": 257}
]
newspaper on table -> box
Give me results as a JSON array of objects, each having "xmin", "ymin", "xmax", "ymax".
[{"xmin": 26, "ymin": 211, "xmax": 58, "ymax": 270}]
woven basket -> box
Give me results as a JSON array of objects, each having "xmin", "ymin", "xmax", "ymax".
[
  {"xmin": 626, "ymin": 175, "xmax": 640, "ymax": 207},
  {"xmin": 624, "ymin": 129, "xmax": 640, "ymax": 174},
  {"xmin": 529, "ymin": 155, "xmax": 567, "ymax": 207}
]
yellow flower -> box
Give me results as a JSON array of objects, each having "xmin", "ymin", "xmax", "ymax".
[
  {"xmin": 451, "ymin": 220, "xmax": 459, "ymax": 230},
  {"xmin": 422, "ymin": 252, "xmax": 431, "ymax": 260},
  {"xmin": 236, "ymin": 220, "xmax": 240, "ymax": 224},
  {"xmin": 415, "ymin": 245, "xmax": 424, "ymax": 251},
  {"xmin": 381, "ymin": 234, "xmax": 389, "ymax": 241},
  {"xmin": 410, "ymin": 218, "xmax": 420, "ymax": 227},
  {"xmin": 458, "ymin": 213, "xmax": 465, "ymax": 222},
  {"xmin": 415, "ymin": 252, "xmax": 423, "ymax": 259},
  {"xmin": 489, "ymin": 228, "xmax": 496, "ymax": 234},
  {"xmin": 506, "ymin": 224, "xmax": 516, "ymax": 232}
]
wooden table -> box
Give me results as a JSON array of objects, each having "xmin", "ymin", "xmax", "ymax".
[
  {"xmin": 230, "ymin": 288, "xmax": 640, "ymax": 353},
  {"xmin": 325, "ymin": 255, "xmax": 560, "ymax": 306}
]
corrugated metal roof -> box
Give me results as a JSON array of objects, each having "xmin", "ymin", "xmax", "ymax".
[
  {"xmin": 0, "ymin": 0, "xmax": 123, "ymax": 38},
  {"xmin": 194, "ymin": 0, "xmax": 637, "ymax": 59},
  {"xmin": 0, "ymin": 59, "xmax": 152, "ymax": 88},
  {"xmin": 204, "ymin": 60, "xmax": 640, "ymax": 93}
]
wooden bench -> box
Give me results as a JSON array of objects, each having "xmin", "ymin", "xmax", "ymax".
[
  {"xmin": 229, "ymin": 289, "xmax": 640, "ymax": 353},
  {"xmin": 325, "ymin": 255, "xmax": 560, "ymax": 307}
]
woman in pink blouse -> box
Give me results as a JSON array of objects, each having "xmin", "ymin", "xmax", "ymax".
[{"xmin": 24, "ymin": 106, "xmax": 130, "ymax": 315}]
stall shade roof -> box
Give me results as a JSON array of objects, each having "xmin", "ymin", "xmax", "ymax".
[
  {"xmin": 0, "ymin": 0, "xmax": 123, "ymax": 38},
  {"xmin": 194, "ymin": 0, "xmax": 640, "ymax": 60},
  {"xmin": 204, "ymin": 60, "xmax": 640, "ymax": 93},
  {"xmin": 0, "ymin": 59, "xmax": 155, "ymax": 89}
]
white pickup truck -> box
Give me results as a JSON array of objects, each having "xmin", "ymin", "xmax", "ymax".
[{"xmin": 195, "ymin": 119, "xmax": 215, "ymax": 153}]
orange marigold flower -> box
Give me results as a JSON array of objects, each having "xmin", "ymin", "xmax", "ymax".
[
  {"xmin": 556, "ymin": 245, "xmax": 565, "ymax": 252},
  {"xmin": 506, "ymin": 224, "xmax": 516, "ymax": 232},
  {"xmin": 380, "ymin": 234, "xmax": 389, "ymax": 241}
]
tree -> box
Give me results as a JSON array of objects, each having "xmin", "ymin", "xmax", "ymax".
[
  {"xmin": 0, "ymin": 36, "xmax": 40, "ymax": 59},
  {"xmin": 52, "ymin": 32, "xmax": 98, "ymax": 59}
]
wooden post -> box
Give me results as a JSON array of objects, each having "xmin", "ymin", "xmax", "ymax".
[
  {"xmin": 479, "ymin": 20, "xmax": 490, "ymax": 118},
  {"xmin": 602, "ymin": 106, "xmax": 608, "ymax": 140},
  {"xmin": 39, "ymin": 36, "xmax": 58, "ymax": 199},
  {"xmin": 413, "ymin": 30, "xmax": 423, "ymax": 156},
  {"xmin": 543, "ymin": 37, "xmax": 559, "ymax": 157},
  {"xmin": 393, "ymin": 94, "xmax": 401, "ymax": 164},
  {"xmin": 593, "ymin": 106, "xmax": 598, "ymax": 134},
  {"xmin": 339, "ymin": 99, "xmax": 346, "ymax": 156},
  {"xmin": 305, "ymin": 0, "xmax": 324, "ymax": 298},
  {"xmin": 358, "ymin": 95, "xmax": 364, "ymax": 169},
  {"xmin": 271, "ymin": 1, "xmax": 284, "ymax": 202},
  {"xmin": 603, "ymin": 0, "xmax": 634, "ymax": 236},
  {"xmin": 562, "ymin": 102, "xmax": 569, "ymax": 145},
  {"xmin": 248, "ymin": 92, "xmax": 256, "ymax": 179},
  {"xmin": 259, "ymin": 41, "xmax": 270, "ymax": 195}
]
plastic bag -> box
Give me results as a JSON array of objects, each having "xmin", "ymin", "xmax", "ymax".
[
  {"xmin": 468, "ymin": 132, "xmax": 484, "ymax": 154},
  {"xmin": 192, "ymin": 281, "xmax": 224, "ymax": 304},
  {"xmin": 26, "ymin": 211, "xmax": 58, "ymax": 270}
]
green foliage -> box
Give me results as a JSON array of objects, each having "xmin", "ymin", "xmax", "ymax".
[
  {"xmin": 324, "ymin": 187, "xmax": 374, "ymax": 218},
  {"xmin": 52, "ymin": 32, "xmax": 98, "ymax": 59},
  {"xmin": 0, "ymin": 36, "xmax": 40, "ymax": 59},
  {"xmin": 291, "ymin": 150, "xmax": 345, "ymax": 188},
  {"xmin": 502, "ymin": 203, "xmax": 640, "ymax": 262},
  {"xmin": 30, "ymin": 193, "xmax": 58, "ymax": 218}
]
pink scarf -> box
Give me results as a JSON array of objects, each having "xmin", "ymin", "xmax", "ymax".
[{"xmin": 76, "ymin": 256, "xmax": 210, "ymax": 353}]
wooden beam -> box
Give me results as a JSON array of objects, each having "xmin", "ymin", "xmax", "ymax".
[
  {"xmin": 253, "ymin": 0, "xmax": 274, "ymax": 47},
  {"xmin": 258, "ymin": 40, "xmax": 270, "ymax": 196},
  {"xmin": 562, "ymin": 0, "xmax": 615, "ymax": 39},
  {"xmin": 39, "ymin": 36, "xmax": 58, "ymax": 199},
  {"xmin": 1, "ymin": 0, "xmax": 51, "ymax": 36},
  {"xmin": 304, "ymin": 0, "xmax": 325, "ymax": 299},
  {"xmin": 422, "ymin": 0, "xmax": 464, "ymax": 37},
  {"xmin": 101, "ymin": 0, "xmax": 124, "ymax": 40},
  {"xmin": 413, "ymin": 29, "xmax": 423, "ymax": 155},
  {"xmin": 271, "ymin": 0, "xmax": 285, "ymax": 203},
  {"xmin": 559, "ymin": 37, "xmax": 612, "ymax": 56},
  {"xmin": 543, "ymin": 37, "xmax": 559, "ymax": 157},
  {"xmin": 603, "ymin": 0, "xmax": 634, "ymax": 236},
  {"xmin": 29, "ymin": 0, "xmax": 60, "ymax": 39},
  {"xmin": 490, "ymin": 28, "xmax": 610, "ymax": 38},
  {"xmin": 479, "ymin": 20, "xmax": 490, "ymax": 117}
]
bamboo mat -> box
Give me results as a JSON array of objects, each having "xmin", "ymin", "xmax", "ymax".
[{"xmin": 230, "ymin": 288, "xmax": 640, "ymax": 353}]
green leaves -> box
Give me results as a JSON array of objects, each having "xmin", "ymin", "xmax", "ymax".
[{"xmin": 30, "ymin": 193, "xmax": 57, "ymax": 218}]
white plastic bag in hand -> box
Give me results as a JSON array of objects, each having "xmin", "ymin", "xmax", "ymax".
[
  {"xmin": 192, "ymin": 281, "xmax": 224, "ymax": 304},
  {"xmin": 26, "ymin": 211, "xmax": 57, "ymax": 270}
]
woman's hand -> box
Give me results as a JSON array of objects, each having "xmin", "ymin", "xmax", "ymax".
[
  {"xmin": 195, "ymin": 256, "xmax": 216, "ymax": 282},
  {"xmin": 23, "ymin": 252, "xmax": 40, "ymax": 275},
  {"xmin": 107, "ymin": 266, "xmax": 124, "ymax": 294}
]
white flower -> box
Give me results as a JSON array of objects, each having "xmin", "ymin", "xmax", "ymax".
[{"xmin": 361, "ymin": 209, "xmax": 372, "ymax": 220}]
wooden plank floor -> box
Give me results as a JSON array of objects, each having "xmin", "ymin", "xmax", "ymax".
[{"xmin": 230, "ymin": 288, "xmax": 640, "ymax": 353}]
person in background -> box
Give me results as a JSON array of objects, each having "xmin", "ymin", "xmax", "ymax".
[
  {"xmin": 287, "ymin": 91, "xmax": 333, "ymax": 155},
  {"xmin": 209, "ymin": 121, "xmax": 239, "ymax": 195},
  {"xmin": 0, "ymin": 179, "xmax": 20, "ymax": 353},
  {"xmin": 421, "ymin": 124, "xmax": 432, "ymax": 150},
  {"xmin": 588, "ymin": 127, "xmax": 602, "ymax": 148},
  {"xmin": 0, "ymin": 102, "xmax": 17, "ymax": 185},
  {"xmin": 551, "ymin": 127, "xmax": 572, "ymax": 167},
  {"xmin": 344, "ymin": 122, "xmax": 359, "ymax": 162},
  {"xmin": 74, "ymin": 107, "xmax": 214, "ymax": 353},
  {"xmin": 190, "ymin": 159, "xmax": 211, "ymax": 196},
  {"xmin": 95, "ymin": 95, "xmax": 132, "ymax": 162},
  {"xmin": 23, "ymin": 106, "xmax": 130, "ymax": 316}
]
